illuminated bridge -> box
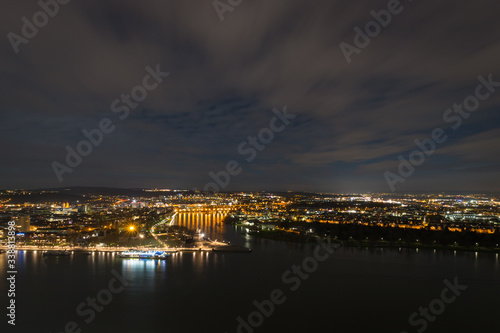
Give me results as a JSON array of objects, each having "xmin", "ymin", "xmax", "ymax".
[
  {"xmin": 173, "ymin": 204, "xmax": 239, "ymax": 213},
  {"xmin": 174, "ymin": 208, "xmax": 239, "ymax": 240}
]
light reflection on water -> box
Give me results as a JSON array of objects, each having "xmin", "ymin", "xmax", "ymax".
[
  {"xmin": 175, "ymin": 212, "xmax": 227, "ymax": 240},
  {"xmin": 1, "ymin": 215, "xmax": 500, "ymax": 333}
]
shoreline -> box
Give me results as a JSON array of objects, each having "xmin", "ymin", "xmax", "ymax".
[
  {"xmin": 341, "ymin": 241, "xmax": 500, "ymax": 254},
  {"xmin": 247, "ymin": 231, "xmax": 500, "ymax": 254},
  {"xmin": 0, "ymin": 244, "xmax": 252, "ymax": 253}
]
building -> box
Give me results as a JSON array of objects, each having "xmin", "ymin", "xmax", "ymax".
[{"xmin": 17, "ymin": 215, "xmax": 30, "ymax": 232}]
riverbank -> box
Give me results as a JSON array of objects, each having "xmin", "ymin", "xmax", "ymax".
[
  {"xmin": 247, "ymin": 230, "xmax": 500, "ymax": 253},
  {"xmin": 0, "ymin": 241, "xmax": 252, "ymax": 253}
]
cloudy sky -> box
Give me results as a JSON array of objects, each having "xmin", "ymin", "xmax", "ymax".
[{"xmin": 1, "ymin": 0, "xmax": 499, "ymax": 193}]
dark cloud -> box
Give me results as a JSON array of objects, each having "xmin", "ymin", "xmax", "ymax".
[{"xmin": 0, "ymin": 0, "xmax": 499, "ymax": 192}]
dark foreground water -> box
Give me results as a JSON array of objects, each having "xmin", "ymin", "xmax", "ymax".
[{"xmin": 1, "ymin": 222, "xmax": 500, "ymax": 333}]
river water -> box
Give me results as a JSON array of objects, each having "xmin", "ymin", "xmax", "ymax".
[{"xmin": 1, "ymin": 213, "xmax": 499, "ymax": 333}]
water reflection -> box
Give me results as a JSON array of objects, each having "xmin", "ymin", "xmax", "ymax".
[{"xmin": 176, "ymin": 212, "xmax": 227, "ymax": 240}]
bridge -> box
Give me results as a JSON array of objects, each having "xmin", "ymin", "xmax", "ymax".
[
  {"xmin": 152, "ymin": 205, "xmax": 240, "ymax": 241},
  {"xmin": 172, "ymin": 204, "xmax": 239, "ymax": 213}
]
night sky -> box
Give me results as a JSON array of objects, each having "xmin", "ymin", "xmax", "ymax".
[{"xmin": 1, "ymin": 0, "xmax": 499, "ymax": 192}]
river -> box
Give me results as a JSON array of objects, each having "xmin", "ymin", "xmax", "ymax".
[{"xmin": 1, "ymin": 213, "xmax": 499, "ymax": 332}]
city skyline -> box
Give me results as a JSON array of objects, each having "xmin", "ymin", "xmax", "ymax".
[{"xmin": 2, "ymin": 2, "xmax": 499, "ymax": 332}]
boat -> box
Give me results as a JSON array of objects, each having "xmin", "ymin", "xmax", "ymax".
[
  {"xmin": 118, "ymin": 249, "xmax": 170, "ymax": 260},
  {"xmin": 43, "ymin": 250, "xmax": 72, "ymax": 256}
]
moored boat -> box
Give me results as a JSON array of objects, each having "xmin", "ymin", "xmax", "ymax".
[{"xmin": 119, "ymin": 249, "xmax": 170, "ymax": 259}]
